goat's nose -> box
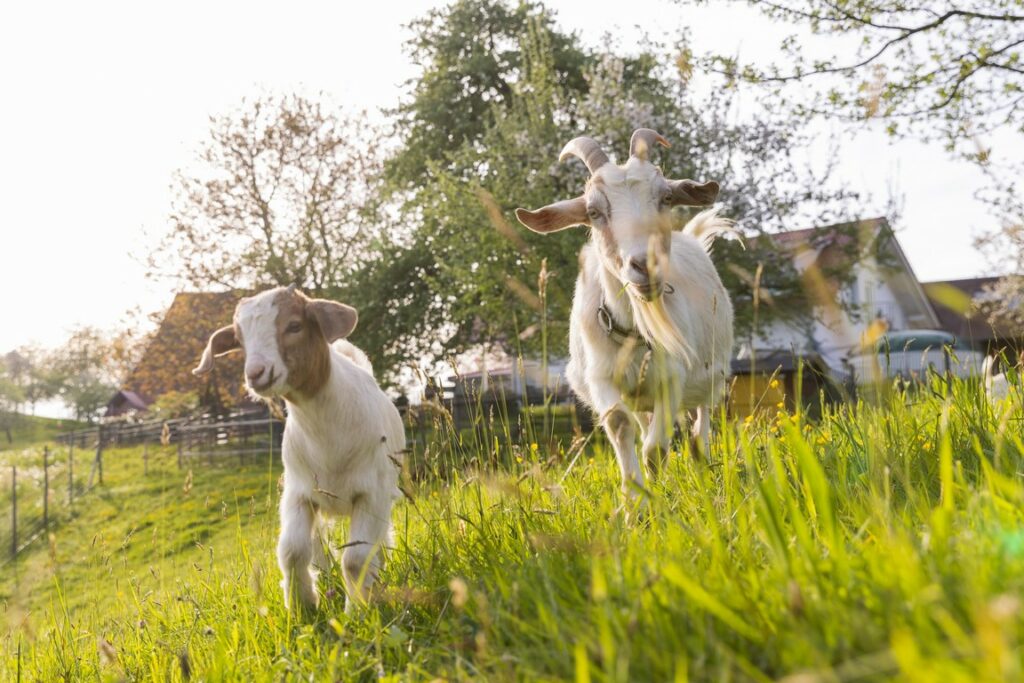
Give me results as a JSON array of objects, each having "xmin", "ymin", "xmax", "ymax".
[
  {"xmin": 246, "ymin": 363, "xmax": 267, "ymax": 383},
  {"xmin": 628, "ymin": 257, "xmax": 649, "ymax": 278}
]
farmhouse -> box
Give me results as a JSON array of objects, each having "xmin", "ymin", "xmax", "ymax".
[
  {"xmin": 744, "ymin": 218, "xmax": 940, "ymax": 377},
  {"xmin": 104, "ymin": 291, "xmax": 252, "ymax": 419}
]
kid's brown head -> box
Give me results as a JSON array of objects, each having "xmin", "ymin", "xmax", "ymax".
[{"xmin": 192, "ymin": 285, "xmax": 357, "ymax": 400}]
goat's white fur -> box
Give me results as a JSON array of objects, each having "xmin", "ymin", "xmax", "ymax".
[
  {"xmin": 983, "ymin": 354, "xmax": 1011, "ymax": 403},
  {"xmin": 568, "ymin": 210, "xmax": 733, "ymax": 495},
  {"xmin": 519, "ymin": 138, "xmax": 734, "ymax": 502},
  {"xmin": 218, "ymin": 288, "xmax": 403, "ymax": 611},
  {"xmin": 278, "ymin": 344, "xmax": 403, "ymax": 612}
]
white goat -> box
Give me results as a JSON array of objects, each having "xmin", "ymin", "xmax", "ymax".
[
  {"xmin": 193, "ymin": 285, "xmax": 404, "ymax": 611},
  {"xmin": 983, "ymin": 354, "xmax": 1012, "ymax": 403},
  {"xmin": 516, "ymin": 129, "xmax": 733, "ymax": 500}
]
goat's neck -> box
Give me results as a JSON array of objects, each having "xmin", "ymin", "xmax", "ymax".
[
  {"xmin": 596, "ymin": 256, "xmax": 636, "ymax": 329},
  {"xmin": 282, "ymin": 359, "xmax": 342, "ymax": 428}
]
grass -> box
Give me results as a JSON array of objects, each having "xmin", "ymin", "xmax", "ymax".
[
  {"xmin": 0, "ymin": 414, "xmax": 87, "ymax": 454},
  {"xmin": 0, "ymin": 377, "xmax": 1022, "ymax": 681}
]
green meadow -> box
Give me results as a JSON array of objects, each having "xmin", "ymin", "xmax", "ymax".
[{"xmin": 1, "ymin": 377, "xmax": 1022, "ymax": 681}]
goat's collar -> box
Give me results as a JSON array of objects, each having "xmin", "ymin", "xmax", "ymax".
[
  {"xmin": 596, "ymin": 296, "xmax": 650, "ymax": 348},
  {"xmin": 596, "ymin": 283, "xmax": 675, "ymax": 348}
]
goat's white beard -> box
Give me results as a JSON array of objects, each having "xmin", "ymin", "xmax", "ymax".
[{"xmin": 631, "ymin": 291, "xmax": 693, "ymax": 365}]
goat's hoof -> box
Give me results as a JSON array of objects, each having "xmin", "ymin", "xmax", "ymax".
[{"xmin": 615, "ymin": 495, "xmax": 650, "ymax": 527}]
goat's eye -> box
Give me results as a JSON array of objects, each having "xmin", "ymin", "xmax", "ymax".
[
  {"xmin": 285, "ymin": 321, "xmax": 303, "ymax": 334},
  {"xmin": 587, "ymin": 207, "xmax": 603, "ymax": 221},
  {"xmin": 660, "ymin": 194, "xmax": 673, "ymax": 208}
]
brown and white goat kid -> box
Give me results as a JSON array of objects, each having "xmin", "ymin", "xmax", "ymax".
[
  {"xmin": 516, "ymin": 129, "xmax": 734, "ymax": 501},
  {"xmin": 193, "ymin": 285, "xmax": 404, "ymax": 611}
]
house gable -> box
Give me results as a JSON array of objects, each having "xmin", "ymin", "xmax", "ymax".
[
  {"xmin": 752, "ymin": 217, "xmax": 940, "ymax": 373},
  {"xmin": 118, "ymin": 291, "xmax": 252, "ymax": 413}
]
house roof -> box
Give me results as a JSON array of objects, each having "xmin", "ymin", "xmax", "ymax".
[
  {"xmin": 922, "ymin": 277, "xmax": 1019, "ymax": 343},
  {"xmin": 111, "ymin": 390, "xmax": 148, "ymax": 411},
  {"xmin": 771, "ymin": 217, "xmax": 887, "ymax": 250},
  {"xmin": 104, "ymin": 389, "xmax": 150, "ymax": 417},
  {"xmin": 771, "ymin": 217, "xmax": 940, "ymax": 329},
  {"xmin": 119, "ymin": 291, "xmax": 252, "ymax": 410}
]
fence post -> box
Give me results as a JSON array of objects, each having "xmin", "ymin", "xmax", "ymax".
[
  {"xmin": 42, "ymin": 447, "xmax": 49, "ymax": 531},
  {"xmin": 96, "ymin": 425, "xmax": 104, "ymax": 486},
  {"xmin": 68, "ymin": 441, "xmax": 74, "ymax": 507},
  {"xmin": 10, "ymin": 467, "xmax": 17, "ymax": 558}
]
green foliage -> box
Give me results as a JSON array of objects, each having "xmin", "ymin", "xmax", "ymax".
[
  {"xmin": 0, "ymin": 377, "xmax": 23, "ymax": 446},
  {"xmin": 2, "ymin": 378, "xmax": 1024, "ymax": 680},
  {"xmin": 698, "ymin": 1, "xmax": 1024, "ymax": 153},
  {"xmin": 148, "ymin": 390, "xmax": 200, "ymax": 420},
  {"xmin": 385, "ymin": 0, "xmax": 591, "ymax": 190},
  {"xmin": 46, "ymin": 327, "xmax": 119, "ymax": 423},
  {"xmin": 369, "ymin": 0, "xmax": 856, "ymax": 378}
]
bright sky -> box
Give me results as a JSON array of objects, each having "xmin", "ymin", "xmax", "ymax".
[{"xmin": 0, "ymin": 0, "xmax": 1016, "ymax": 359}]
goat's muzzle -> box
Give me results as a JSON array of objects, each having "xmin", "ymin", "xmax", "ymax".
[
  {"xmin": 248, "ymin": 366, "xmax": 278, "ymax": 394},
  {"xmin": 630, "ymin": 282, "xmax": 663, "ymax": 301}
]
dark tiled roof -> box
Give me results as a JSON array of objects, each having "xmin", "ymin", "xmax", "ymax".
[
  {"xmin": 771, "ymin": 217, "xmax": 887, "ymax": 248},
  {"xmin": 922, "ymin": 277, "xmax": 1016, "ymax": 343}
]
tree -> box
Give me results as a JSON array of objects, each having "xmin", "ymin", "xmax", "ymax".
[
  {"xmin": 975, "ymin": 218, "xmax": 1024, "ymax": 332},
  {"xmin": 694, "ymin": 0, "xmax": 1024, "ymax": 330},
  {"xmin": 4, "ymin": 345, "xmax": 63, "ymax": 415},
  {"xmin": 0, "ymin": 372, "xmax": 24, "ymax": 444},
  {"xmin": 385, "ymin": 0, "xmax": 591, "ymax": 190},
  {"xmin": 697, "ymin": 1, "xmax": 1024, "ymax": 151},
  {"xmin": 2, "ymin": 350, "xmax": 30, "ymax": 413},
  {"xmin": 370, "ymin": 0, "xmax": 855, "ymax": 376},
  {"xmin": 148, "ymin": 93, "xmax": 383, "ymax": 293},
  {"xmin": 50, "ymin": 327, "xmax": 119, "ymax": 423}
]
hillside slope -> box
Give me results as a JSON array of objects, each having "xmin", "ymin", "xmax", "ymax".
[{"xmin": 0, "ymin": 414, "xmax": 87, "ymax": 454}]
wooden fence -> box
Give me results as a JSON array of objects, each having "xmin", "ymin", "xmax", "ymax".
[{"xmin": 176, "ymin": 413, "xmax": 284, "ymax": 467}]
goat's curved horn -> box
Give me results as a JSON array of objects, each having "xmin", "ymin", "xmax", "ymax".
[
  {"xmin": 629, "ymin": 128, "xmax": 671, "ymax": 161},
  {"xmin": 559, "ymin": 137, "xmax": 610, "ymax": 174}
]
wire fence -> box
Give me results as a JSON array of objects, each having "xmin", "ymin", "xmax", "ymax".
[
  {"xmin": 0, "ymin": 392, "xmax": 586, "ymax": 565},
  {"xmin": 0, "ymin": 442, "xmax": 96, "ymax": 568},
  {"xmin": 3, "ymin": 409, "xmax": 285, "ymax": 567}
]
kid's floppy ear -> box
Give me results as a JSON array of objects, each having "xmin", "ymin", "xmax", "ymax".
[
  {"xmin": 515, "ymin": 196, "xmax": 589, "ymax": 233},
  {"xmin": 307, "ymin": 299, "xmax": 358, "ymax": 342},
  {"xmin": 193, "ymin": 325, "xmax": 240, "ymax": 375}
]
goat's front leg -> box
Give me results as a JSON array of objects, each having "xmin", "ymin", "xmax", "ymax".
[
  {"xmin": 591, "ymin": 382, "xmax": 644, "ymax": 499},
  {"xmin": 311, "ymin": 516, "xmax": 333, "ymax": 572},
  {"xmin": 342, "ymin": 493, "xmax": 392, "ymax": 612},
  {"xmin": 690, "ymin": 405, "xmax": 711, "ymax": 459},
  {"xmin": 277, "ymin": 487, "xmax": 318, "ymax": 610},
  {"xmin": 642, "ymin": 402, "xmax": 673, "ymax": 479}
]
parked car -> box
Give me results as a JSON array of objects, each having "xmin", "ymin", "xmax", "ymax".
[{"xmin": 847, "ymin": 329, "xmax": 984, "ymax": 385}]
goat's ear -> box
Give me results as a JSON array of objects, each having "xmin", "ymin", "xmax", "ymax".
[
  {"xmin": 193, "ymin": 325, "xmax": 240, "ymax": 376},
  {"xmin": 515, "ymin": 196, "xmax": 589, "ymax": 233},
  {"xmin": 667, "ymin": 179, "xmax": 719, "ymax": 207},
  {"xmin": 307, "ymin": 299, "xmax": 358, "ymax": 342}
]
